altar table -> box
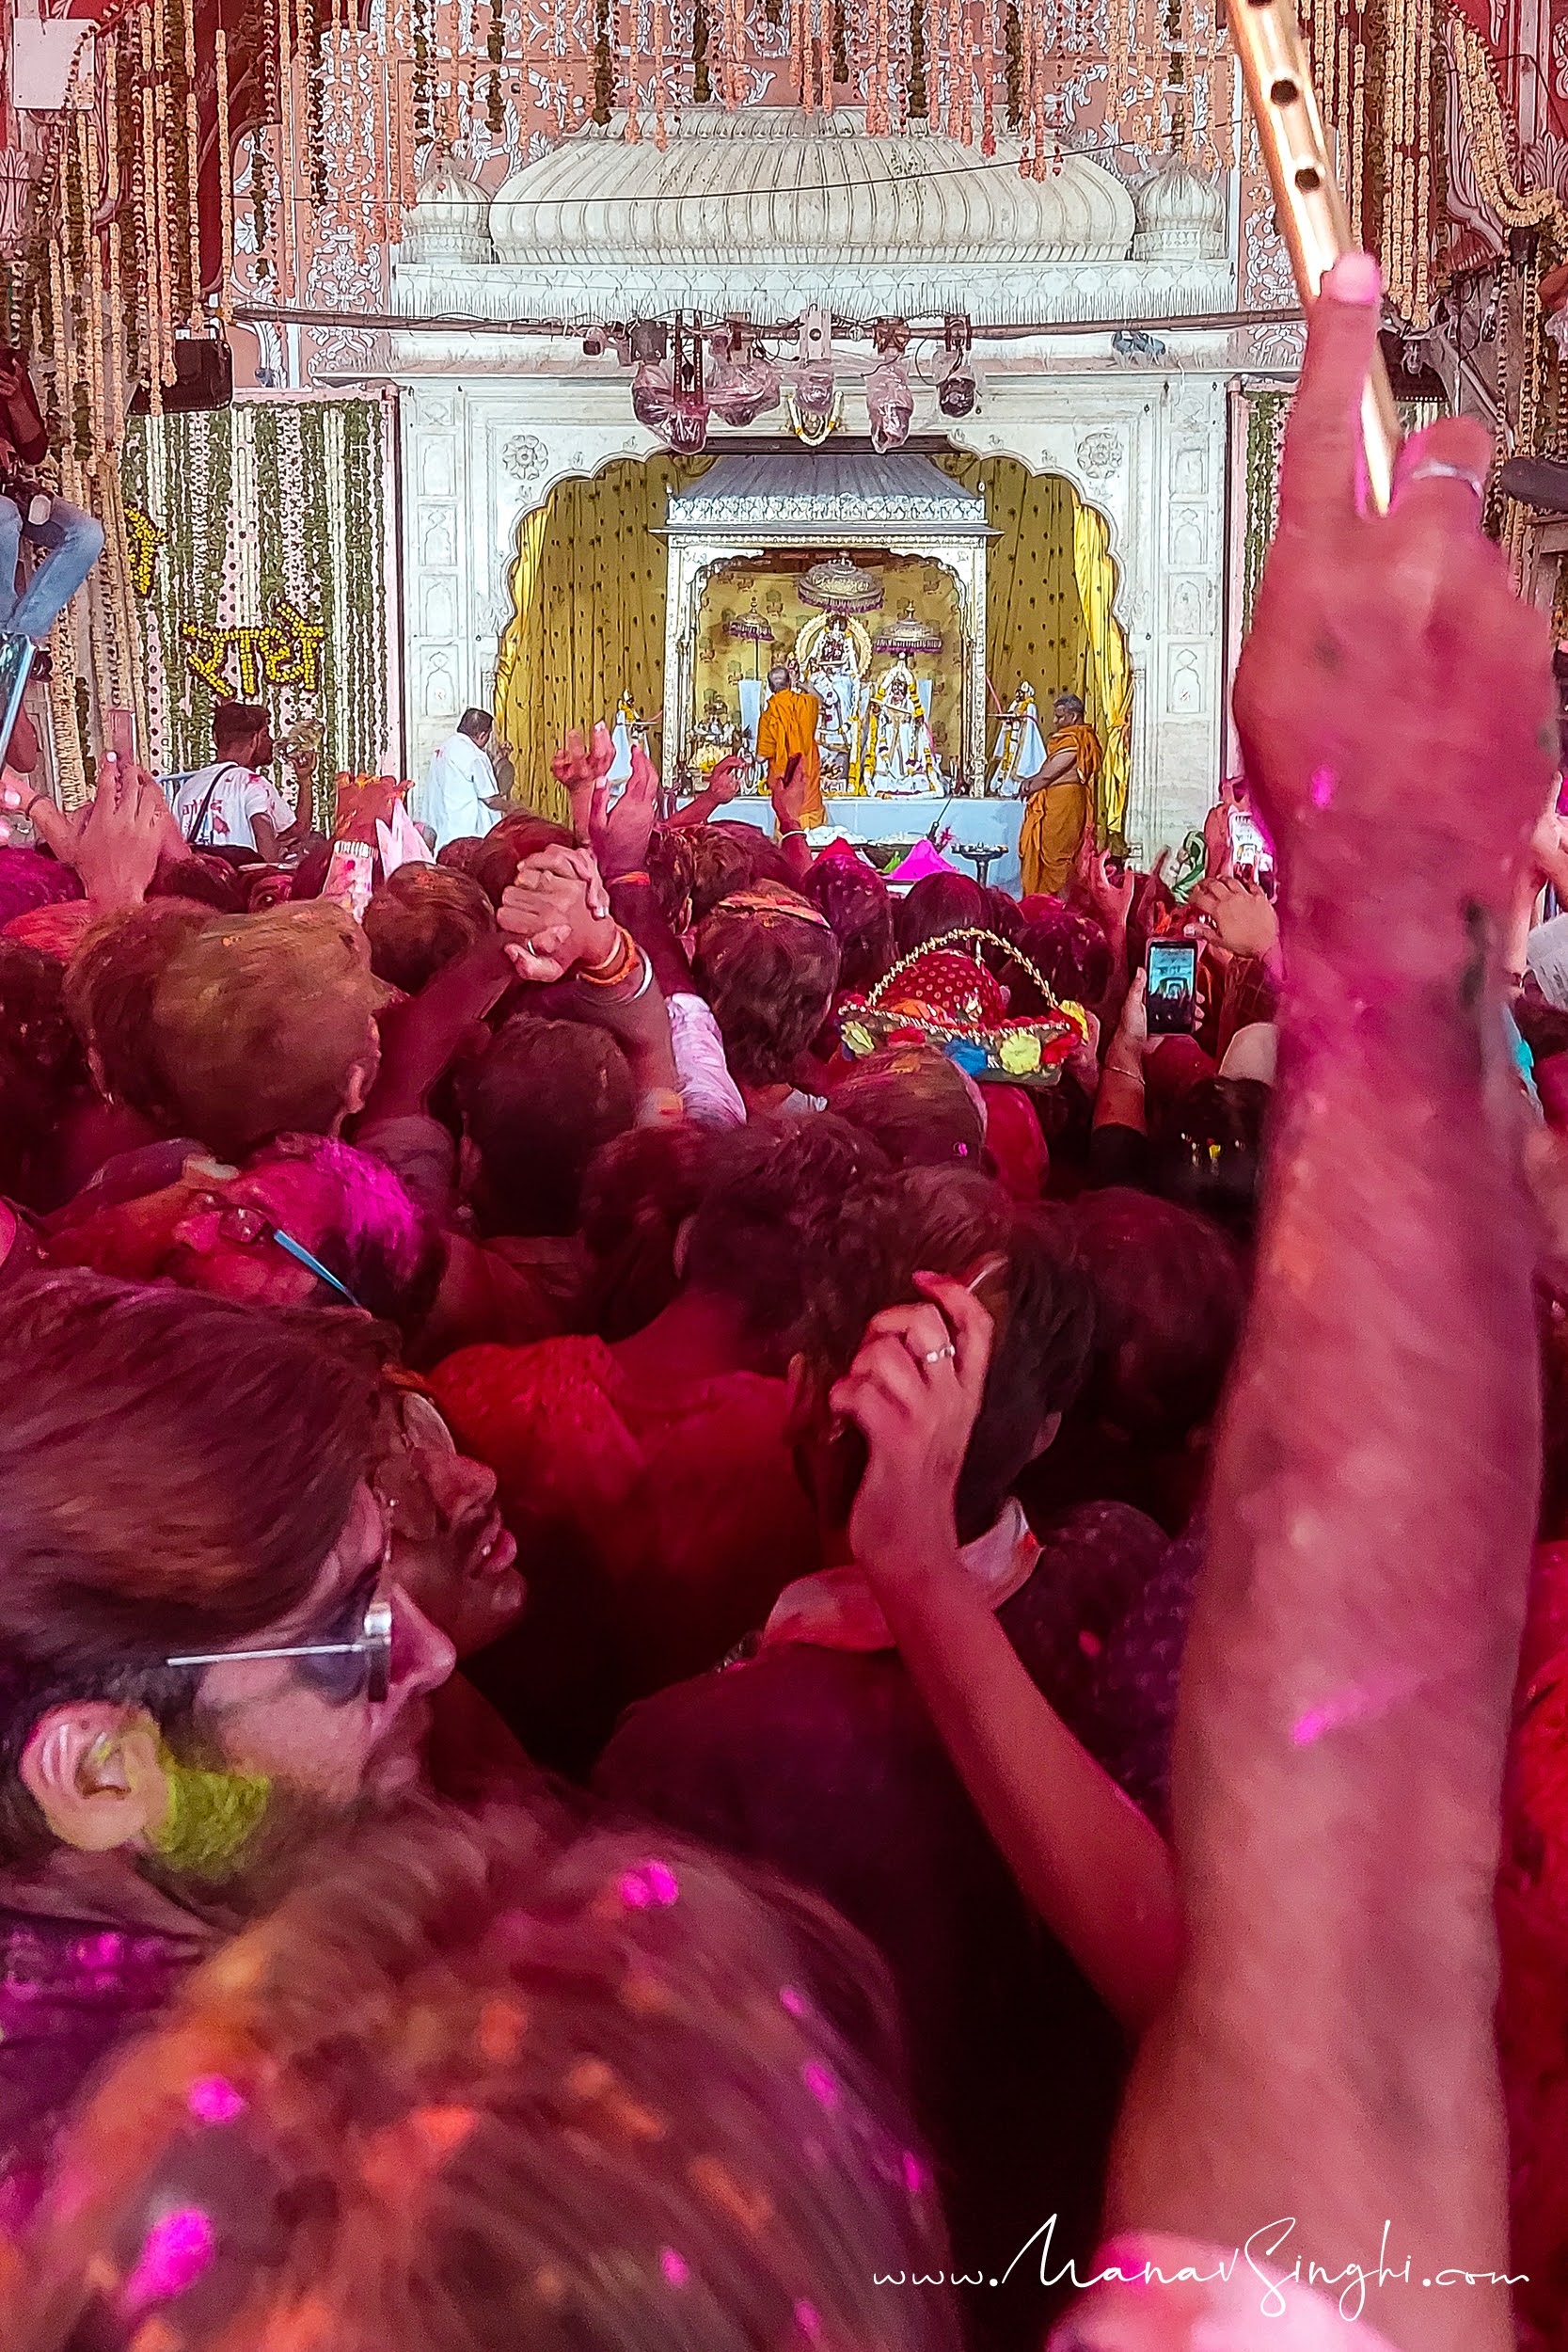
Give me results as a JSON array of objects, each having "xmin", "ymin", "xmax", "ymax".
[{"xmin": 724, "ymin": 793, "xmax": 1027, "ymax": 898}]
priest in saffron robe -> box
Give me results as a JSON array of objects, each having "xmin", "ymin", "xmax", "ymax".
[
  {"xmin": 755, "ymin": 663, "xmax": 825, "ymax": 828},
  {"xmin": 1019, "ymin": 691, "xmax": 1101, "ymax": 897}
]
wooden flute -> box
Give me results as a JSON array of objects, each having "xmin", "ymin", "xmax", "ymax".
[{"xmin": 1227, "ymin": 0, "xmax": 1403, "ymax": 511}]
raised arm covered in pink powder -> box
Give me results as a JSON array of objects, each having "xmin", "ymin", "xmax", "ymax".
[{"xmin": 1064, "ymin": 256, "xmax": 1556, "ymax": 2352}]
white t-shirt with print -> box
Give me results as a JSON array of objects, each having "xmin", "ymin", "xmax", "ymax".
[{"xmin": 169, "ymin": 762, "xmax": 293, "ymax": 851}]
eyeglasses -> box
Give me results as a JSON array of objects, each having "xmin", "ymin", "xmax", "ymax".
[
  {"xmin": 375, "ymin": 1389, "xmax": 460, "ymax": 1547},
  {"xmin": 165, "ymin": 1568, "xmax": 394, "ymax": 1706},
  {"xmin": 184, "ymin": 1194, "xmax": 360, "ymax": 1310}
]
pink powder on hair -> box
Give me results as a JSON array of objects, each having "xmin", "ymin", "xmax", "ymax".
[
  {"xmin": 794, "ymin": 2299, "xmax": 823, "ymax": 2339},
  {"xmin": 779, "ymin": 1985, "xmax": 807, "ymax": 2017},
  {"xmin": 621, "ymin": 1860, "xmax": 680, "ymax": 1908},
  {"xmin": 188, "ymin": 2075, "xmax": 247, "ymax": 2124},
  {"xmin": 659, "ymin": 2248, "xmax": 690, "ymax": 2288},
  {"xmin": 123, "ymin": 2207, "xmax": 215, "ymax": 2311},
  {"xmin": 801, "ymin": 2063, "xmax": 840, "ymax": 2112}
]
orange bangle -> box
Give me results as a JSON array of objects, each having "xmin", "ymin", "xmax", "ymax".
[{"xmin": 579, "ymin": 927, "xmax": 638, "ymax": 987}]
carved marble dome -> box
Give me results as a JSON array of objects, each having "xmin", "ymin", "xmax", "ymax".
[
  {"xmin": 392, "ymin": 107, "xmax": 1234, "ymax": 332},
  {"xmin": 1132, "ymin": 154, "xmax": 1227, "ymax": 262},
  {"xmin": 399, "ymin": 154, "xmax": 494, "ymax": 265},
  {"xmin": 489, "ymin": 109, "xmax": 1135, "ymax": 272}
]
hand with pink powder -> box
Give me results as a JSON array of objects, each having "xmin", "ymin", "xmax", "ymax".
[{"xmin": 1098, "ymin": 254, "xmax": 1549, "ymax": 2352}]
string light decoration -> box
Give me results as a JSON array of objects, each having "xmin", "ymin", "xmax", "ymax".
[{"xmin": 1, "ymin": 0, "xmax": 1528, "ymax": 727}]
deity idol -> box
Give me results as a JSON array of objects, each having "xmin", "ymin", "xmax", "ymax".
[
  {"xmin": 608, "ymin": 691, "xmax": 650, "ymax": 785},
  {"xmin": 802, "ymin": 616, "xmax": 866, "ymax": 790},
  {"xmin": 990, "ymin": 681, "xmax": 1048, "ymax": 790},
  {"xmin": 688, "ymin": 690, "xmax": 741, "ymax": 779},
  {"xmin": 863, "ymin": 660, "xmax": 939, "ymax": 793}
]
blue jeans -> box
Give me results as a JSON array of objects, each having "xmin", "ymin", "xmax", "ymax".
[{"xmin": 0, "ymin": 492, "xmax": 104, "ymax": 642}]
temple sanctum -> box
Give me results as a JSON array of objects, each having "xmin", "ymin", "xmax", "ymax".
[{"xmin": 390, "ymin": 108, "xmax": 1235, "ymax": 880}]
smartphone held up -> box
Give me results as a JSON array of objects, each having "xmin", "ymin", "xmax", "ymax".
[{"xmin": 1147, "ymin": 939, "xmax": 1199, "ymax": 1036}]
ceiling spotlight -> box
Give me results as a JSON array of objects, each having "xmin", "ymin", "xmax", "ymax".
[
  {"xmin": 936, "ymin": 313, "xmax": 977, "ymax": 418},
  {"xmin": 707, "ymin": 317, "xmax": 781, "ymax": 426},
  {"xmin": 662, "ymin": 392, "xmax": 712, "ymax": 454},
  {"xmin": 661, "ymin": 312, "xmax": 710, "ymax": 453},
  {"xmin": 581, "ymin": 324, "xmax": 610, "ymax": 357},
  {"xmin": 629, "ymin": 319, "xmax": 669, "ymax": 364},
  {"xmin": 631, "ymin": 361, "xmax": 675, "ymax": 431},
  {"xmin": 866, "ymin": 357, "xmax": 913, "ymax": 452}
]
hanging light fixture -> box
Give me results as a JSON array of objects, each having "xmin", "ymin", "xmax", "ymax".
[
  {"xmin": 629, "ymin": 319, "xmax": 671, "ymax": 364},
  {"xmin": 798, "ymin": 555, "xmax": 884, "ymax": 614},
  {"xmin": 866, "ymin": 315, "xmax": 913, "ymax": 453}
]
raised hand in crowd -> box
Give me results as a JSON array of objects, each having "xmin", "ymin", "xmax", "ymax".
[
  {"xmin": 4, "ymin": 751, "xmax": 181, "ymax": 909},
  {"xmin": 702, "ymin": 749, "xmax": 748, "ymax": 808},
  {"xmin": 498, "ymin": 843, "xmax": 615, "ymax": 982},
  {"xmin": 499, "ymin": 836, "xmax": 678, "ymax": 1114},
  {"xmin": 1082, "ymin": 842, "xmax": 1135, "ymax": 938},
  {"xmin": 832, "ymin": 1269, "xmax": 994, "ymax": 1579},
  {"xmin": 663, "ymin": 747, "xmax": 749, "ymax": 833},
  {"xmin": 1097, "ymin": 250, "xmax": 1553, "ymax": 2352},
  {"xmin": 1530, "ymin": 804, "xmax": 1568, "ymax": 903},
  {"xmin": 830, "ymin": 1266, "xmax": 1180, "ymax": 2032},
  {"xmin": 1187, "ymin": 869, "xmax": 1281, "ymax": 967},
  {"xmin": 1201, "ymin": 782, "xmax": 1237, "ymax": 882},
  {"xmin": 1094, "ymin": 965, "xmax": 1149, "ymax": 1135},
  {"xmin": 553, "ymin": 719, "xmax": 617, "ymax": 842},
  {"xmin": 71, "ymin": 755, "xmax": 182, "ymax": 909},
  {"xmin": 770, "ymin": 753, "xmax": 813, "ymax": 880},
  {"xmin": 590, "ymin": 741, "xmax": 660, "ymax": 881}
]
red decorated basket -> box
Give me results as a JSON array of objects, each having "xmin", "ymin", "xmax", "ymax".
[{"xmin": 838, "ymin": 927, "xmax": 1088, "ymax": 1087}]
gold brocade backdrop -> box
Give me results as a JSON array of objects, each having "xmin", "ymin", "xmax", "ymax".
[
  {"xmin": 691, "ymin": 556, "xmax": 964, "ymax": 763},
  {"xmin": 495, "ymin": 455, "xmax": 711, "ymax": 827},
  {"xmin": 497, "ymin": 451, "xmax": 1130, "ymax": 843}
]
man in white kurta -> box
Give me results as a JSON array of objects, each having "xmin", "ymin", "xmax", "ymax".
[{"xmin": 414, "ymin": 709, "xmax": 505, "ymax": 850}]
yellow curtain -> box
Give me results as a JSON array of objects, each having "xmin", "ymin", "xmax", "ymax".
[
  {"xmin": 494, "ymin": 455, "xmax": 710, "ymax": 824},
  {"xmin": 938, "ymin": 452, "xmax": 1129, "ymax": 849},
  {"xmin": 1071, "ymin": 502, "xmax": 1132, "ymax": 850}
]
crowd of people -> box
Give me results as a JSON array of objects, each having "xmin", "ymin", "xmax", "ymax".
[{"xmin": 0, "ymin": 259, "xmax": 1563, "ymax": 2351}]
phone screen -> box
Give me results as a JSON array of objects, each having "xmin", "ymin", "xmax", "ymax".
[
  {"xmin": 322, "ymin": 839, "xmax": 374, "ymax": 923},
  {"xmin": 0, "ymin": 635, "xmax": 33, "ymax": 778},
  {"xmin": 1147, "ymin": 939, "xmax": 1198, "ymax": 1035}
]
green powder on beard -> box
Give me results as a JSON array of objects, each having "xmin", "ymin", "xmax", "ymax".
[{"xmin": 150, "ymin": 1741, "xmax": 274, "ymax": 1883}]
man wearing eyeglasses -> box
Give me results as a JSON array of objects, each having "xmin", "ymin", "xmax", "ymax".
[{"xmin": 0, "ymin": 1274, "xmax": 456, "ymax": 2221}]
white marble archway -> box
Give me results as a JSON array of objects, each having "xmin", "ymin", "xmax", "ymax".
[{"xmin": 399, "ymin": 365, "xmax": 1227, "ymax": 856}]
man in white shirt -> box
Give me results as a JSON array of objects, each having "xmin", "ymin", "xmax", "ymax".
[
  {"xmin": 414, "ymin": 708, "xmax": 506, "ymax": 850},
  {"xmin": 168, "ymin": 703, "xmax": 293, "ymax": 859}
]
